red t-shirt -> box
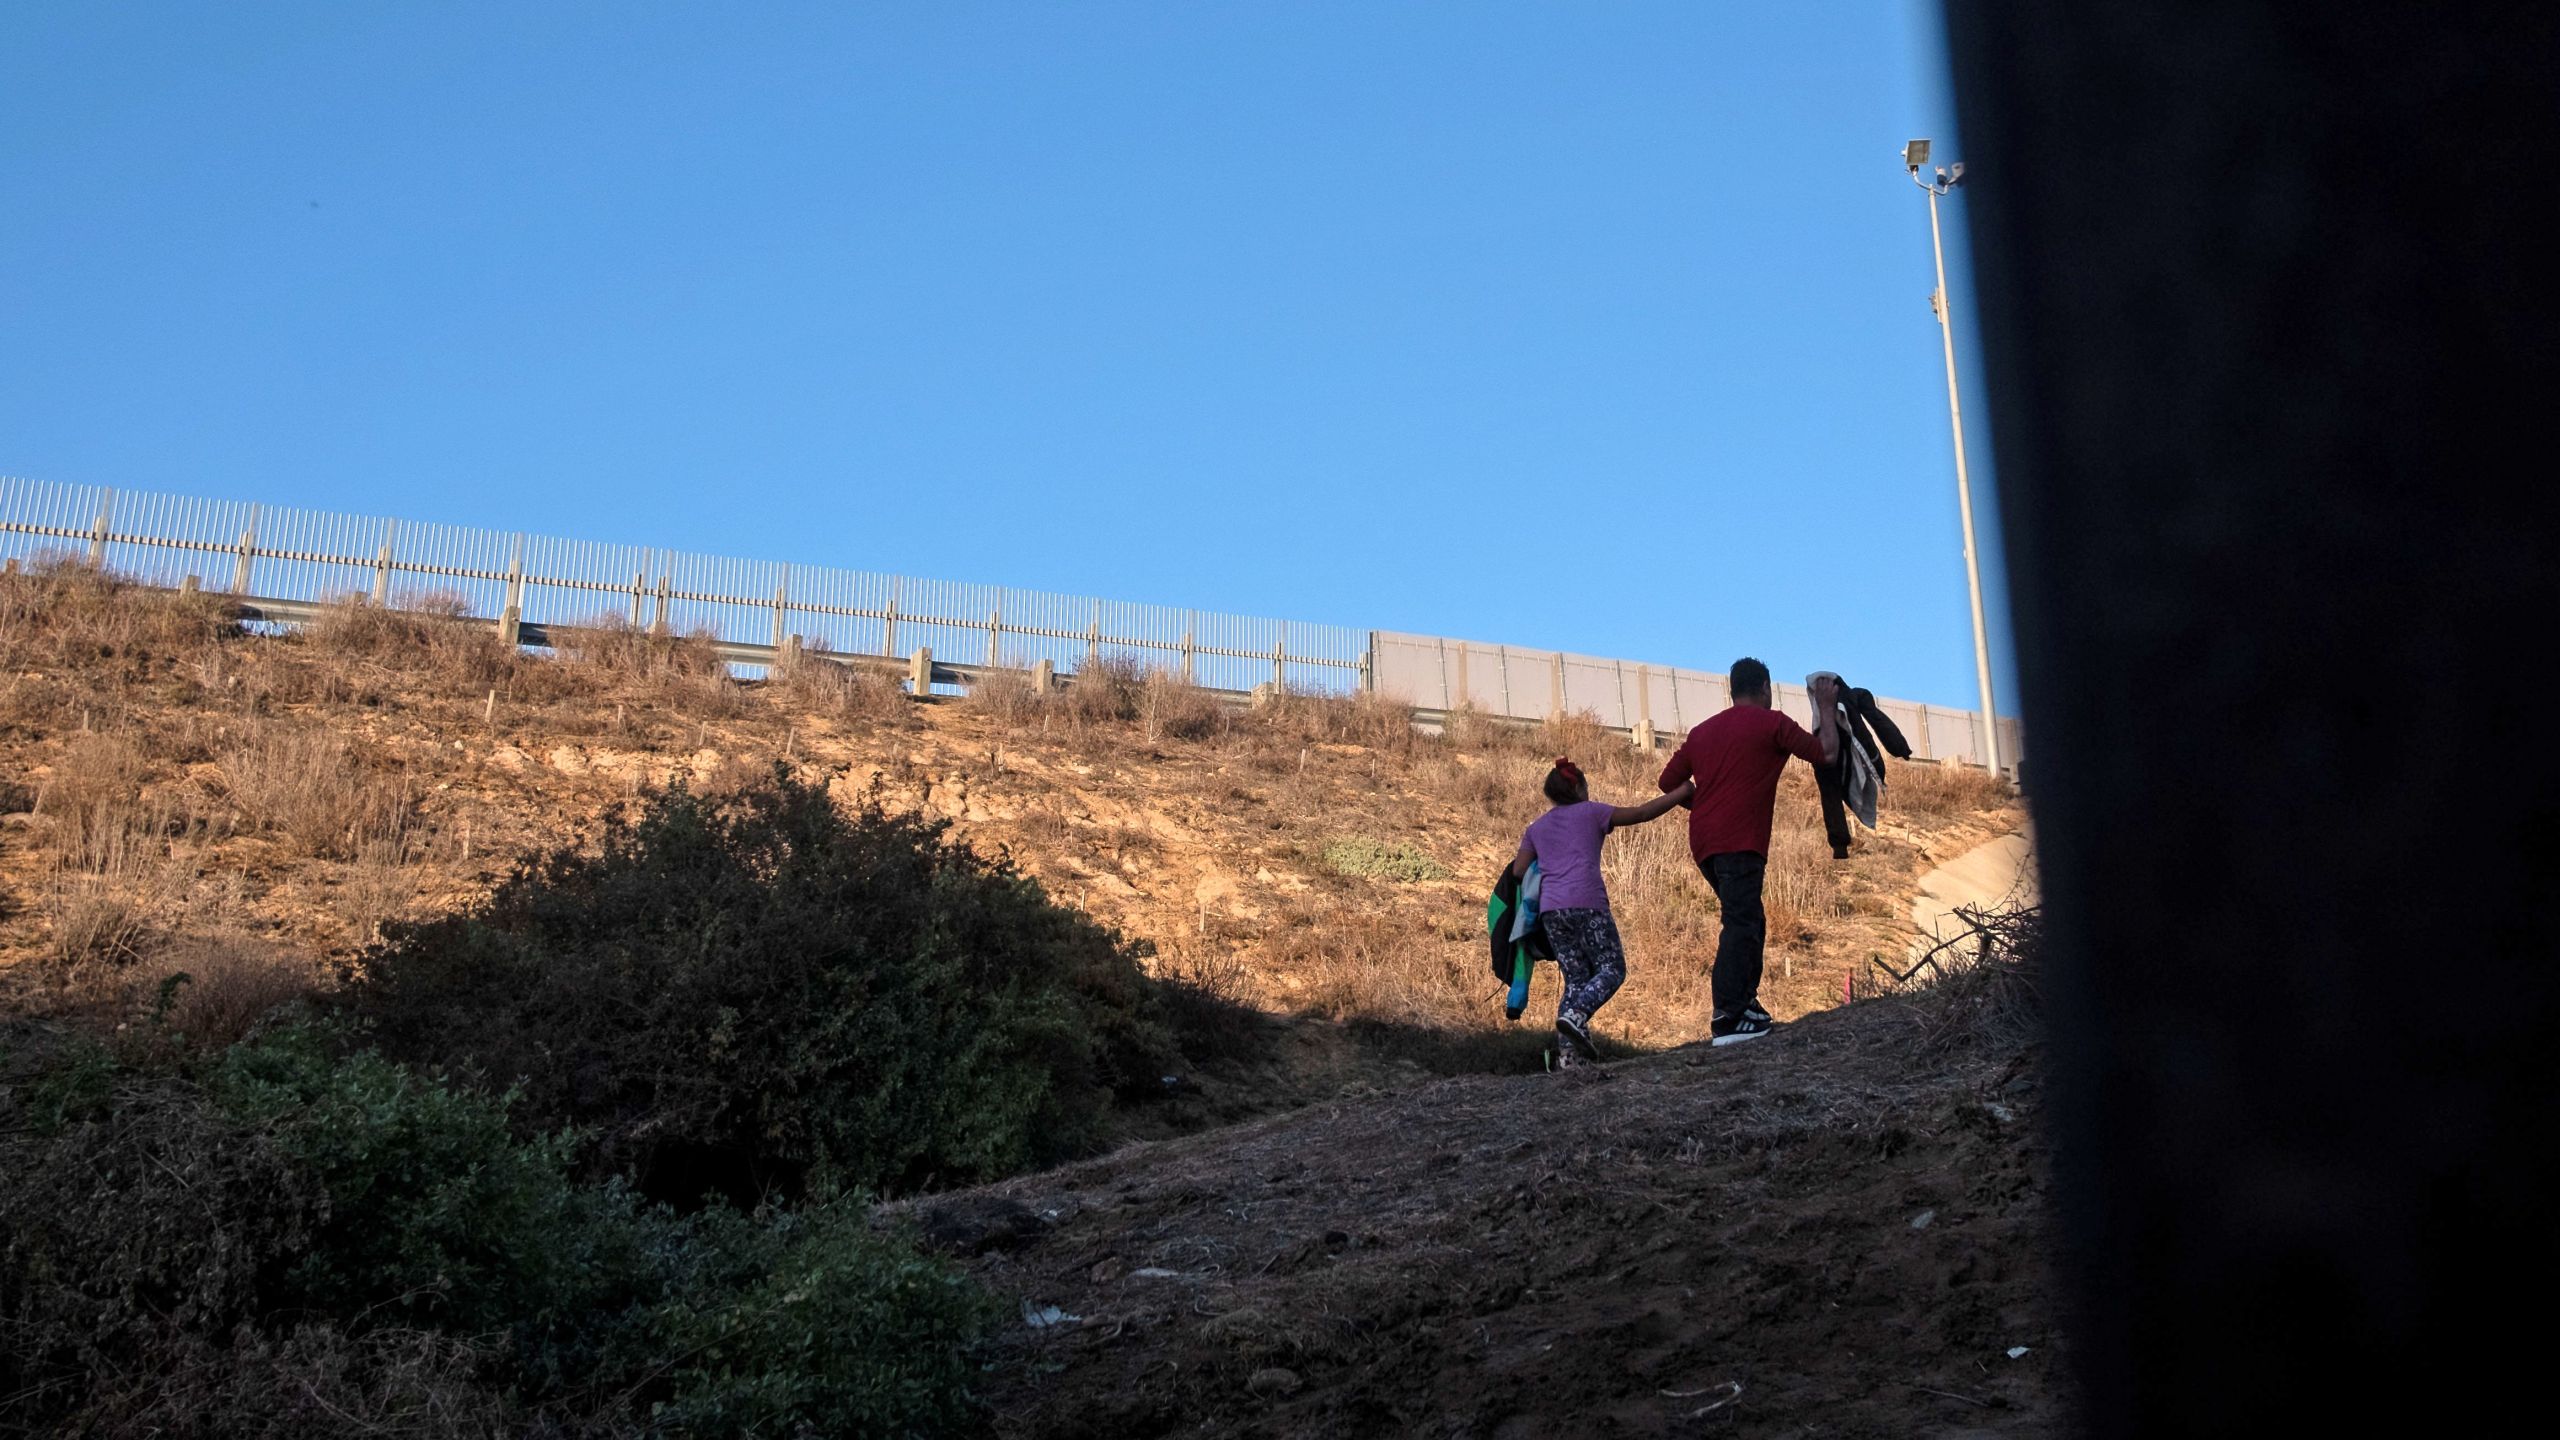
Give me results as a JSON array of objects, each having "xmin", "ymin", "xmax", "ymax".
[{"xmin": 1657, "ymin": 704, "xmax": 1827, "ymax": 860}]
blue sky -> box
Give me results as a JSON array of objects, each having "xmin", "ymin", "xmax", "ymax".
[{"xmin": 1, "ymin": 2, "xmax": 2012, "ymax": 712}]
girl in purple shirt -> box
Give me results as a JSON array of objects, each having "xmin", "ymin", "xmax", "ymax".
[{"xmin": 1509, "ymin": 757, "xmax": 1695, "ymax": 1068}]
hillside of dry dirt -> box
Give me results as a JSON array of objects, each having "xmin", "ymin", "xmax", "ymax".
[{"xmin": 0, "ymin": 567, "xmax": 2023, "ymax": 1118}]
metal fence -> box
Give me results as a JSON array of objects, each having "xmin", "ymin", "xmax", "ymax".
[
  {"xmin": 1368, "ymin": 632, "xmax": 2023, "ymax": 770},
  {"xmin": 0, "ymin": 476, "xmax": 2021, "ymax": 769},
  {"xmin": 0, "ymin": 477, "xmax": 1369, "ymax": 696}
]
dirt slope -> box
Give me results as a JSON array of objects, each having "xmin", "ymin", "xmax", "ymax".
[
  {"xmin": 1, "ymin": 577, "xmax": 2024, "ymax": 1106},
  {"xmin": 917, "ymin": 996, "xmax": 2062, "ymax": 1438}
]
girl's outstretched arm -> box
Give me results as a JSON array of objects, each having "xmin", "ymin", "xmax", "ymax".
[
  {"xmin": 1609, "ymin": 780, "xmax": 1694, "ymax": 828},
  {"xmin": 1507, "ymin": 836, "xmax": 1536, "ymax": 879}
]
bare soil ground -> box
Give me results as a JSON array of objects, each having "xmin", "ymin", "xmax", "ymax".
[{"xmin": 922, "ymin": 996, "xmax": 2060, "ymax": 1438}]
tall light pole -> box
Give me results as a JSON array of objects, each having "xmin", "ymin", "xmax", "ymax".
[{"xmin": 1903, "ymin": 138, "xmax": 2002, "ymax": 776}]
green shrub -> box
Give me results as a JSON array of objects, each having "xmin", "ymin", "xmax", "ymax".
[
  {"xmin": 346, "ymin": 766, "xmax": 1174, "ymax": 1203},
  {"xmin": 650, "ymin": 1199, "xmax": 994, "ymax": 1439},
  {"xmin": 0, "ymin": 1066, "xmax": 324, "ymax": 1417},
  {"xmin": 210, "ymin": 1029, "xmax": 657, "ymax": 1344},
  {"xmin": 0, "ymin": 1031, "xmax": 995, "ymax": 1438},
  {"xmin": 1320, "ymin": 836, "xmax": 1449, "ymax": 883}
]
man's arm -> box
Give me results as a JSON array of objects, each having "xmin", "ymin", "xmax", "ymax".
[
  {"xmin": 1656, "ymin": 745, "xmax": 1694, "ymax": 804},
  {"xmin": 1777, "ymin": 678, "xmax": 1844, "ymax": 766},
  {"xmin": 1810, "ymin": 674, "xmax": 1841, "ymax": 765},
  {"xmin": 1610, "ymin": 780, "xmax": 1695, "ymax": 828}
]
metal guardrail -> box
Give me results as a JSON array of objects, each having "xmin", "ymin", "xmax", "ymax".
[
  {"xmin": 3, "ymin": 477, "xmax": 2011, "ymax": 766},
  {"xmin": 0, "ymin": 477, "xmax": 1372, "ymax": 698},
  {"xmin": 220, "ymin": 593, "xmax": 1624, "ymax": 743}
]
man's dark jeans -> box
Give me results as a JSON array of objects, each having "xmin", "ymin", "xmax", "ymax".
[{"xmin": 1701, "ymin": 851, "xmax": 1768, "ymax": 1014}]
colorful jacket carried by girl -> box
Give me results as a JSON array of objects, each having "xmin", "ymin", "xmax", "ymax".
[{"xmin": 1486, "ymin": 862, "xmax": 1553, "ymax": 1020}]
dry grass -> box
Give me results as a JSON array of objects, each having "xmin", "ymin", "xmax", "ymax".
[
  {"xmin": 1143, "ymin": 670, "xmax": 1228, "ymax": 743},
  {"xmin": 1263, "ymin": 900, "xmax": 1478, "ymax": 1028},
  {"xmin": 1254, "ymin": 688, "xmax": 1421, "ymax": 754},
  {"xmin": 33, "ymin": 731, "xmax": 153, "ymax": 866},
  {"xmin": 302, "ymin": 592, "xmax": 518, "ymax": 695},
  {"xmin": 778, "ymin": 642, "xmax": 911, "ymax": 723},
  {"xmin": 335, "ymin": 838, "xmax": 416, "ymax": 944},
  {"xmin": 112, "ymin": 931, "xmax": 323, "ymax": 1048},
  {"xmin": 1878, "ymin": 902, "xmax": 2043, "ymax": 1054},
  {"xmin": 968, "ymin": 665, "xmax": 1046, "ymax": 727},
  {"xmin": 1533, "ymin": 711, "xmax": 1612, "ymax": 766},
  {"xmin": 44, "ymin": 857, "xmax": 168, "ymax": 969},
  {"xmin": 551, "ymin": 614, "xmax": 742, "ymax": 715},
  {"xmin": 1439, "ymin": 705, "xmax": 1524, "ymax": 752},
  {"xmin": 1060, "ymin": 655, "xmax": 1147, "ymax": 728},
  {"xmin": 217, "ymin": 725, "xmax": 413, "ymax": 860},
  {"xmin": 0, "ymin": 555, "xmax": 237, "ymax": 673},
  {"xmin": 1886, "ymin": 756, "xmax": 2012, "ymax": 820},
  {"xmin": 972, "ymin": 657, "xmax": 1234, "ymax": 745}
]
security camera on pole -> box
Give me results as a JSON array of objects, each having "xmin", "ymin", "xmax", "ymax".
[{"xmin": 1902, "ymin": 138, "xmax": 2002, "ymax": 777}]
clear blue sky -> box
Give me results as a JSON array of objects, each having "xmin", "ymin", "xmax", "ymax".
[{"xmin": 1, "ymin": 2, "xmax": 2013, "ymax": 711}]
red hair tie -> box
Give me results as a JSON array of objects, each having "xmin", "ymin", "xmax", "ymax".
[{"xmin": 1554, "ymin": 757, "xmax": 1582, "ymax": 780}]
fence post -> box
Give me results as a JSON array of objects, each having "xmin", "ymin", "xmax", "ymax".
[
  {"xmin": 772, "ymin": 565, "xmax": 790, "ymax": 651},
  {"xmin": 1271, "ymin": 622, "xmax": 1287, "ymax": 692},
  {"xmin": 1032, "ymin": 657, "xmax": 1054, "ymax": 692},
  {"xmin": 230, "ymin": 506, "xmax": 260, "ymax": 595},
  {"xmin": 1497, "ymin": 646, "xmax": 1513, "ymax": 718},
  {"xmin": 87, "ymin": 488, "xmax": 112, "ymax": 567},
  {"xmin": 909, "ymin": 646, "xmax": 933, "ymax": 696},
  {"xmin": 1549, "ymin": 652, "xmax": 1565, "ymax": 721},
  {"xmin": 1361, "ymin": 630, "xmax": 1379, "ymax": 695},
  {"xmin": 1914, "ymin": 702, "xmax": 1935, "ymax": 760},
  {"xmin": 1182, "ymin": 610, "xmax": 1197, "ymax": 682},
  {"xmin": 1454, "ymin": 645, "xmax": 1470, "ymax": 712},
  {"xmin": 371, "ymin": 519, "xmax": 396, "ymax": 605},
  {"xmin": 1085, "ymin": 599, "xmax": 1102, "ymax": 671},
  {"xmin": 883, "ymin": 577, "xmax": 901, "ymax": 658},
  {"xmin": 986, "ymin": 590, "xmax": 1003, "ymax": 668},
  {"xmin": 1634, "ymin": 663, "xmax": 1655, "ymax": 749},
  {"xmin": 651, "ymin": 572, "xmax": 671, "ymax": 636},
  {"xmin": 780, "ymin": 633, "xmax": 802, "ymax": 671},
  {"xmin": 179, "ymin": 574, "xmax": 199, "ymax": 594}
]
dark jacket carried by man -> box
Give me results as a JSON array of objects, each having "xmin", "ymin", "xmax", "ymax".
[{"xmin": 1807, "ymin": 675, "xmax": 1912, "ymax": 859}]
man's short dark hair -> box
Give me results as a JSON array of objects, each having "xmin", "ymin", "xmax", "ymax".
[{"xmin": 1729, "ymin": 657, "xmax": 1771, "ymax": 700}]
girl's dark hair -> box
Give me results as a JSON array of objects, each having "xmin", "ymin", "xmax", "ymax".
[{"xmin": 1543, "ymin": 757, "xmax": 1586, "ymax": 805}]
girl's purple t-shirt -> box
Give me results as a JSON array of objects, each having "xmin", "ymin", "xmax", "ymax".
[{"xmin": 1523, "ymin": 800, "xmax": 1614, "ymax": 912}]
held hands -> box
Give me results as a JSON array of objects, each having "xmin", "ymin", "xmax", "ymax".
[{"xmin": 1616, "ymin": 778, "xmax": 1697, "ymax": 827}]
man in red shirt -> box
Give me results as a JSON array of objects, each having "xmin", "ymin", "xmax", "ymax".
[{"xmin": 1656, "ymin": 657, "xmax": 1842, "ymax": 1044}]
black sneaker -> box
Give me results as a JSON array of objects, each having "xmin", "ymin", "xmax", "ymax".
[
  {"xmin": 1556, "ymin": 1013, "xmax": 1599, "ymax": 1063},
  {"xmin": 1709, "ymin": 1006, "xmax": 1775, "ymax": 1047}
]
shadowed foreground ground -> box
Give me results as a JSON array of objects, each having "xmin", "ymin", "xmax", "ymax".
[{"xmin": 911, "ymin": 993, "xmax": 2062, "ymax": 1439}]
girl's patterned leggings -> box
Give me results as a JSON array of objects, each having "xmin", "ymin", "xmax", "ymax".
[{"xmin": 1541, "ymin": 907, "xmax": 1627, "ymax": 1026}]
